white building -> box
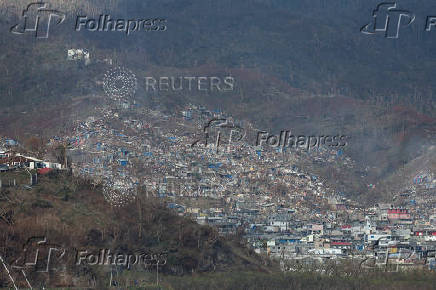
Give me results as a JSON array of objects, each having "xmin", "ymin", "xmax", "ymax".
[{"xmin": 67, "ymin": 49, "xmax": 90, "ymax": 65}]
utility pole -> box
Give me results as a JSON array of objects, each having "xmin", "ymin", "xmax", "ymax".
[
  {"xmin": 25, "ymin": 168, "xmax": 33, "ymax": 186},
  {"xmin": 64, "ymin": 144, "xmax": 67, "ymax": 169},
  {"xmin": 385, "ymin": 246, "xmax": 389, "ymax": 272},
  {"xmin": 156, "ymin": 261, "xmax": 159, "ymax": 287},
  {"xmin": 62, "ymin": 140, "xmax": 68, "ymax": 169}
]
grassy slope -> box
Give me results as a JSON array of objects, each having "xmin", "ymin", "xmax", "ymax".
[{"xmin": 0, "ymin": 170, "xmax": 274, "ymax": 288}]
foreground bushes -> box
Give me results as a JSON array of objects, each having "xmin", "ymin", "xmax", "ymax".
[{"xmin": 164, "ymin": 270, "xmax": 436, "ymax": 290}]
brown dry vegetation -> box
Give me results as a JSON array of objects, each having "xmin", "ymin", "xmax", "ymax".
[{"xmin": 0, "ymin": 170, "xmax": 272, "ymax": 288}]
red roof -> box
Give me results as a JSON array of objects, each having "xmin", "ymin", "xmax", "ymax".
[
  {"xmin": 388, "ymin": 209, "xmax": 409, "ymax": 214},
  {"xmin": 331, "ymin": 242, "xmax": 352, "ymax": 246},
  {"xmin": 37, "ymin": 168, "xmax": 52, "ymax": 175}
]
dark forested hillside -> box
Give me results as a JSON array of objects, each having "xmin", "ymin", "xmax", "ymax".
[{"xmin": 0, "ymin": 0, "xmax": 435, "ymax": 200}]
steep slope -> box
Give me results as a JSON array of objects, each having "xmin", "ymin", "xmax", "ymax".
[
  {"xmin": 0, "ymin": 170, "xmax": 273, "ymax": 288},
  {"xmin": 0, "ymin": 0, "xmax": 435, "ymax": 202}
]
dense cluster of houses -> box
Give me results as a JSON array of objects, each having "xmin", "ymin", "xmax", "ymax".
[
  {"xmin": 58, "ymin": 101, "xmax": 434, "ymax": 270},
  {"xmin": 2, "ymin": 101, "xmax": 435, "ymax": 270},
  {"xmin": 61, "ymin": 102, "xmax": 352, "ymax": 204}
]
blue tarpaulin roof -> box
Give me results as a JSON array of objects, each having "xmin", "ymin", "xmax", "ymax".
[{"xmin": 209, "ymin": 163, "xmax": 223, "ymax": 168}]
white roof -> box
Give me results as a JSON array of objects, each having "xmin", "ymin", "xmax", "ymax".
[{"xmin": 15, "ymin": 153, "xmax": 43, "ymax": 162}]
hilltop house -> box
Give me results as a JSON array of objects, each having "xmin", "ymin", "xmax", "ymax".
[{"xmin": 0, "ymin": 153, "xmax": 62, "ymax": 170}]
